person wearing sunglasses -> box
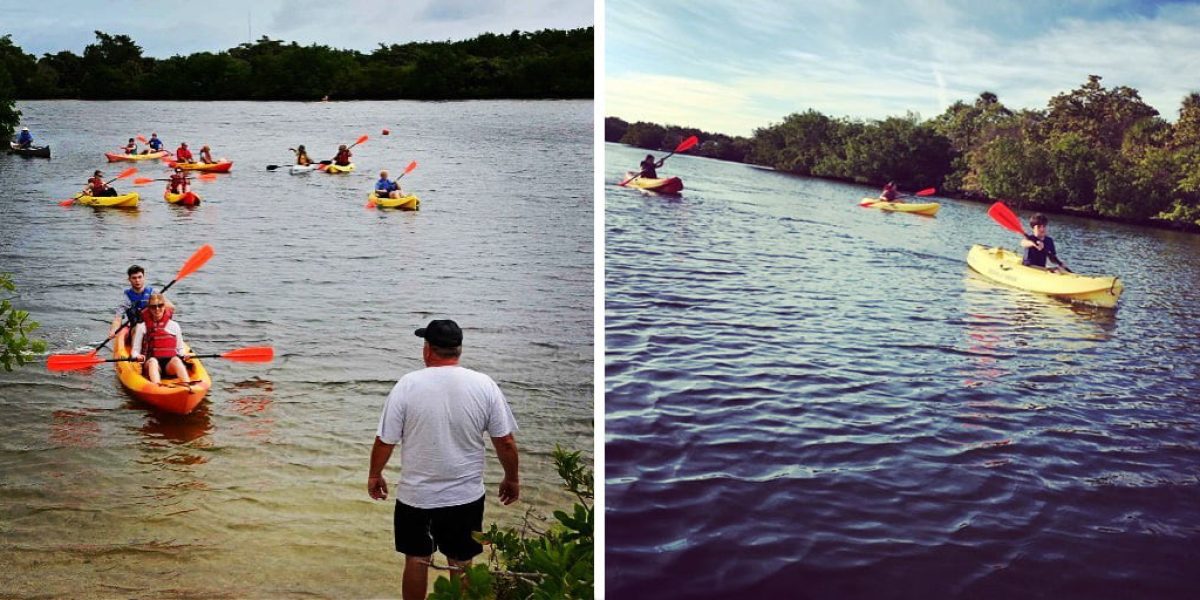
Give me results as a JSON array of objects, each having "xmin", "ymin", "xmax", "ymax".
[{"xmin": 130, "ymin": 293, "xmax": 191, "ymax": 385}]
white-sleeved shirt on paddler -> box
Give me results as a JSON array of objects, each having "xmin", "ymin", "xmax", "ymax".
[{"xmin": 376, "ymin": 365, "xmax": 518, "ymax": 509}]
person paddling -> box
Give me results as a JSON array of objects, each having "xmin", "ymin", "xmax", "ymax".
[
  {"xmin": 83, "ymin": 169, "xmax": 119, "ymax": 197},
  {"xmin": 638, "ymin": 154, "xmax": 666, "ymax": 179},
  {"xmin": 123, "ymin": 138, "xmax": 138, "ymax": 155},
  {"xmin": 147, "ymin": 133, "xmax": 164, "ymax": 152},
  {"xmin": 167, "ymin": 167, "xmax": 191, "ymax": 195},
  {"xmin": 130, "ymin": 293, "xmax": 192, "ymax": 386},
  {"xmin": 15, "ymin": 127, "xmax": 34, "ymax": 149},
  {"xmin": 375, "ymin": 170, "xmax": 401, "ymax": 199},
  {"xmin": 108, "ymin": 265, "xmax": 175, "ymax": 343},
  {"xmin": 879, "ymin": 181, "xmax": 900, "ymax": 202},
  {"xmin": 175, "ymin": 142, "xmax": 194, "ymax": 163},
  {"xmin": 292, "ymin": 145, "xmax": 313, "ymax": 166},
  {"xmin": 332, "ymin": 144, "xmax": 352, "ymax": 166},
  {"xmin": 1020, "ymin": 213, "xmax": 1071, "ymax": 273},
  {"xmin": 198, "ymin": 145, "xmax": 215, "ymax": 164}
]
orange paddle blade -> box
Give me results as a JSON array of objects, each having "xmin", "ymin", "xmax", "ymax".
[
  {"xmin": 175, "ymin": 244, "xmax": 214, "ymax": 281},
  {"xmin": 404, "ymin": 160, "xmax": 418, "ymax": 174},
  {"xmin": 915, "ymin": 188, "xmax": 937, "ymax": 197},
  {"xmin": 221, "ymin": 346, "xmax": 274, "ymax": 362},
  {"xmin": 137, "ymin": 135, "xmax": 148, "ymax": 143},
  {"xmin": 47, "ymin": 353, "xmax": 106, "ymax": 371},
  {"xmin": 115, "ymin": 167, "xmax": 138, "ymax": 179},
  {"xmin": 58, "ymin": 196, "xmax": 79, "ymax": 206},
  {"xmin": 676, "ymin": 135, "xmax": 699, "ymax": 153},
  {"xmin": 133, "ymin": 178, "xmax": 156, "ymax": 185},
  {"xmin": 354, "ymin": 134, "xmax": 369, "ymax": 146}
]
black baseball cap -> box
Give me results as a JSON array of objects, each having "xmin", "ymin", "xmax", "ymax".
[{"xmin": 415, "ymin": 319, "xmax": 462, "ymax": 347}]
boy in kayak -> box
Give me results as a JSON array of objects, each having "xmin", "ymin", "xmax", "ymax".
[
  {"xmin": 147, "ymin": 133, "xmax": 164, "ymax": 152},
  {"xmin": 131, "ymin": 293, "xmax": 192, "ymax": 385},
  {"xmin": 167, "ymin": 167, "xmax": 191, "ymax": 195},
  {"xmin": 175, "ymin": 142, "xmax": 194, "ymax": 163},
  {"xmin": 82, "ymin": 170, "xmax": 119, "ymax": 197},
  {"xmin": 123, "ymin": 138, "xmax": 138, "ymax": 154},
  {"xmin": 879, "ymin": 181, "xmax": 900, "ymax": 202},
  {"xmin": 292, "ymin": 145, "xmax": 312, "ymax": 166},
  {"xmin": 639, "ymin": 154, "xmax": 665, "ymax": 179},
  {"xmin": 1020, "ymin": 214, "xmax": 1071, "ymax": 272},
  {"xmin": 15, "ymin": 127, "xmax": 33, "ymax": 148},
  {"xmin": 108, "ymin": 265, "xmax": 174, "ymax": 343},
  {"xmin": 375, "ymin": 170, "xmax": 401, "ymax": 198},
  {"xmin": 332, "ymin": 144, "xmax": 352, "ymax": 166},
  {"xmin": 199, "ymin": 145, "xmax": 215, "ymax": 164}
]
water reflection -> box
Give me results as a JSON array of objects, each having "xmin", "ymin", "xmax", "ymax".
[
  {"xmin": 49, "ymin": 408, "xmax": 103, "ymax": 448},
  {"xmin": 135, "ymin": 402, "xmax": 214, "ymax": 446},
  {"xmin": 225, "ymin": 377, "xmax": 277, "ymax": 440}
]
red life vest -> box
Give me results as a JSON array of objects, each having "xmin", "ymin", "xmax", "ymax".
[
  {"xmin": 176, "ymin": 147, "xmax": 193, "ymax": 161},
  {"xmin": 140, "ymin": 307, "xmax": 178, "ymax": 358},
  {"xmin": 169, "ymin": 173, "xmax": 189, "ymax": 193},
  {"xmin": 89, "ymin": 176, "xmax": 106, "ymax": 194},
  {"xmin": 334, "ymin": 149, "xmax": 351, "ymax": 165}
]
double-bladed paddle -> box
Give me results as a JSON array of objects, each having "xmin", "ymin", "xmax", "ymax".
[
  {"xmin": 619, "ymin": 136, "xmax": 699, "ymax": 186},
  {"xmin": 47, "ymin": 345, "xmax": 274, "ymax": 372},
  {"xmin": 367, "ymin": 161, "xmax": 419, "ymax": 209},
  {"xmin": 986, "ymin": 202, "xmax": 1072, "ymax": 272},
  {"xmin": 58, "ymin": 167, "xmax": 138, "ymax": 206}
]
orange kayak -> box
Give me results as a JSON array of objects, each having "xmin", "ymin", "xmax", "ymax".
[
  {"xmin": 166, "ymin": 160, "xmax": 233, "ymax": 173},
  {"xmin": 114, "ymin": 332, "xmax": 211, "ymax": 414}
]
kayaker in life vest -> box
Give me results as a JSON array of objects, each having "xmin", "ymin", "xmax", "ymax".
[
  {"xmin": 175, "ymin": 142, "xmax": 194, "ymax": 163},
  {"xmin": 123, "ymin": 138, "xmax": 138, "ymax": 155},
  {"xmin": 198, "ymin": 145, "xmax": 214, "ymax": 164},
  {"xmin": 131, "ymin": 293, "xmax": 191, "ymax": 385},
  {"xmin": 108, "ymin": 264, "xmax": 175, "ymax": 342},
  {"xmin": 168, "ymin": 167, "xmax": 191, "ymax": 194},
  {"xmin": 332, "ymin": 145, "xmax": 352, "ymax": 166},
  {"xmin": 83, "ymin": 169, "xmax": 119, "ymax": 197},
  {"xmin": 879, "ymin": 181, "xmax": 900, "ymax": 202},
  {"xmin": 375, "ymin": 170, "xmax": 401, "ymax": 199},
  {"xmin": 639, "ymin": 154, "xmax": 665, "ymax": 179},
  {"xmin": 16, "ymin": 127, "xmax": 33, "ymax": 149},
  {"xmin": 1020, "ymin": 213, "xmax": 1071, "ymax": 272},
  {"xmin": 292, "ymin": 145, "xmax": 312, "ymax": 166},
  {"xmin": 147, "ymin": 133, "xmax": 164, "ymax": 152}
]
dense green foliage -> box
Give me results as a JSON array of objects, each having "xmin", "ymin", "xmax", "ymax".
[
  {"xmin": 1, "ymin": 36, "xmax": 26, "ymax": 140},
  {"xmin": 2, "ymin": 29, "xmax": 592, "ymax": 101},
  {"xmin": 429, "ymin": 446, "xmax": 593, "ymax": 600},
  {"xmin": 607, "ymin": 75, "xmax": 1200, "ymax": 228},
  {"xmin": 1, "ymin": 274, "xmax": 47, "ymax": 372}
]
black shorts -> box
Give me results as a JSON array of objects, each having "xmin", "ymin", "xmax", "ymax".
[
  {"xmin": 150, "ymin": 356, "xmax": 175, "ymax": 371},
  {"xmin": 394, "ymin": 495, "xmax": 485, "ymax": 561}
]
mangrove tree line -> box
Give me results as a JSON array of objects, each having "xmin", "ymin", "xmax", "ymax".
[{"xmin": 606, "ymin": 75, "xmax": 1200, "ymax": 227}]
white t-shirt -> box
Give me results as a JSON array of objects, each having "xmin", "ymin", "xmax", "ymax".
[
  {"xmin": 130, "ymin": 320, "xmax": 185, "ymax": 357},
  {"xmin": 376, "ymin": 365, "xmax": 518, "ymax": 509}
]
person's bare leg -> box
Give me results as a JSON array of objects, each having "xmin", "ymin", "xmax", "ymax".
[
  {"xmin": 403, "ymin": 554, "xmax": 431, "ymax": 600},
  {"xmin": 448, "ymin": 558, "xmax": 472, "ymax": 593},
  {"xmin": 167, "ymin": 356, "xmax": 190, "ymax": 383},
  {"xmin": 145, "ymin": 358, "xmax": 162, "ymax": 384}
]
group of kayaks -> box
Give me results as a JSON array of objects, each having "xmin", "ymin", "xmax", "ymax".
[{"xmin": 73, "ymin": 151, "xmax": 234, "ymax": 208}]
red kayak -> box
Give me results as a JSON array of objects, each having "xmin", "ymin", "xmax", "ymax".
[
  {"xmin": 166, "ymin": 160, "xmax": 234, "ymax": 173},
  {"xmin": 623, "ymin": 172, "xmax": 684, "ymax": 194}
]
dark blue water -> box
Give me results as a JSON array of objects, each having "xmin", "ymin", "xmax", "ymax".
[{"xmin": 604, "ymin": 142, "xmax": 1200, "ymax": 598}]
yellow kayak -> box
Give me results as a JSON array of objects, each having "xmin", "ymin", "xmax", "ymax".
[
  {"xmin": 368, "ymin": 192, "xmax": 420, "ymax": 210},
  {"xmin": 967, "ymin": 244, "xmax": 1124, "ymax": 308},
  {"xmin": 860, "ymin": 198, "xmax": 940, "ymax": 216},
  {"xmin": 77, "ymin": 192, "xmax": 139, "ymax": 208},
  {"xmin": 164, "ymin": 190, "xmax": 201, "ymax": 206},
  {"xmin": 106, "ymin": 151, "xmax": 169, "ymax": 162},
  {"xmin": 324, "ymin": 163, "xmax": 355, "ymax": 174},
  {"xmin": 114, "ymin": 332, "xmax": 212, "ymax": 414}
]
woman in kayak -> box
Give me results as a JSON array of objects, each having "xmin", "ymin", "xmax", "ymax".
[
  {"xmin": 879, "ymin": 181, "xmax": 900, "ymax": 202},
  {"xmin": 374, "ymin": 170, "xmax": 401, "ymax": 199},
  {"xmin": 167, "ymin": 167, "xmax": 191, "ymax": 195},
  {"xmin": 83, "ymin": 170, "xmax": 119, "ymax": 197},
  {"xmin": 332, "ymin": 144, "xmax": 352, "ymax": 166},
  {"xmin": 1020, "ymin": 214, "xmax": 1071, "ymax": 272},
  {"xmin": 123, "ymin": 138, "xmax": 138, "ymax": 155},
  {"xmin": 198, "ymin": 145, "xmax": 215, "ymax": 164},
  {"xmin": 174, "ymin": 142, "xmax": 194, "ymax": 163},
  {"xmin": 15, "ymin": 127, "xmax": 33, "ymax": 148},
  {"xmin": 131, "ymin": 293, "xmax": 192, "ymax": 386},
  {"xmin": 292, "ymin": 145, "xmax": 313, "ymax": 166},
  {"xmin": 639, "ymin": 154, "xmax": 665, "ymax": 179}
]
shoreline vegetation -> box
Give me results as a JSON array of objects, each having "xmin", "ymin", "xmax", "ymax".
[{"xmin": 606, "ymin": 75, "xmax": 1200, "ymax": 233}]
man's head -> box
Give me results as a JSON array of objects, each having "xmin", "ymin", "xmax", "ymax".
[
  {"xmin": 21, "ymin": 127, "xmax": 29, "ymax": 132},
  {"xmin": 93, "ymin": 170, "xmax": 103, "ymax": 177},
  {"xmin": 127, "ymin": 265, "xmax": 146, "ymax": 290},
  {"xmin": 415, "ymin": 319, "xmax": 463, "ymax": 359},
  {"xmin": 380, "ymin": 170, "xmax": 389, "ymax": 179}
]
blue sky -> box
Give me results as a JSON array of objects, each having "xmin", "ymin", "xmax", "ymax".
[
  {"xmin": 2, "ymin": 0, "xmax": 593, "ymax": 57},
  {"xmin": 605, "ymin": 0, "xmax": 1200, "ymax": 136}
]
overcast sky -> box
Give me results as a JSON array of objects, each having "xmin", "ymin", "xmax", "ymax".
[
  {"xmin": 606, "ymin": 0, "xmax": 1200, "ymax": 136},
  {"xmin": 2, "ymin": 0, "xmax": 594, "ymax": 57}
]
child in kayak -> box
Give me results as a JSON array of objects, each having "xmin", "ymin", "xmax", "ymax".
[
  {"xmin": 292, "ymin": 145, "xmax": 312, "ymax": 166},
  {"xmin": 332, "ymin": 144, "xmax": 352, "ymax": 166},
  {"xmin": 167, "ymin": 168, "xmax": 191, "ymax": 195},
  {"xmin": 16, "ymin": 127, "xmax": 33, "ymax": 148},
  {"xmin": 147, "ymin": 133, "xmax": 164, "ymax": 152},
  {"xmin": 123, "ymin": 138, "xmax": 138, "ymax": 154},
  {"xmin": 199, "ymin": 145, "xmax": 215, "ymax": 164},
  {"xmin": 1020, "ymin": 214, "xmax": 1071, "ymax": 272},
  {"xmin": 175, "ymin": 142, "xmax": 194, "ymax": 163},
  {"xmin": 83, "ymin": 170, "xmax": 119, "ymax": 197},
  {"xmin": 879, "ymin": 181, "xmax": 900, "ymax": 202},
  {"xmin": 131, "ymin": 293, "xmax": 192, "ymax": 386},
  {"xmin": 639, "ymin": 154, "xmax": 665, "ymax": 179},
  {"xmin": 375, "ymin": 170, "xmax": 401, "ymax": 199}
]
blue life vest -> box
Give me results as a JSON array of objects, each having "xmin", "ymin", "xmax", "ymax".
[
  {"xmin": 148, "ymin": 137, "xmax": 163, "ymax": 150},
  {"xmin": 124, "ymin": 287, "xmax": 154, "ymax": 324},
  {"xmin": 375, "ymin": 178, "xmax": 396, "ymax": 193}
]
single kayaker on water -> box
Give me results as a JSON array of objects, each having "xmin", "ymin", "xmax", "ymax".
[
  {"xmin": 175, "ymin": 142, "xmax": 194, "ymax": 163},
  {"xmin": 123, "ymin": 138, "xmax": 138, "ymax": 155},
  {"xmin": 332, "ymin": 144, "xmax": 352, "ymax": 166},
  {"xmin": 639, "ymin": 154, "xmax": 666, "ymax": 179},
  {"xmin": 83, "ymin": 169, "xmax": 119, "ymax": 197},
  {"xmin": 15, "ymin": 127, "xmax": 33, "ymax": 149},
  {"xmin": 879, "ymin": 181, "xmax": 900, "ymax": 202},
  {"xmin": 147, "ymin": 133, "xmax": 164, "ymax": 152},
  {"xmin": 168, "ymin": 167, "xmax": 191, "ymax": 195},
  {"xmin": 292, "ymin": 145, "xmax": 312, "ymax": 166},
  {"xmin": 131, "ymin": 293, "xmax": 193, "ymax": 386},
  {"xmin": 199, "ymin": 145, "xmax": 214, "ymax": 164},
  {"xmin": 368, "ymin": 319, "xmax": 520, "ymax": 600},
  {"xmin": 108, "ymin": 265, "xmax": 174, "ymax": 342},
  {"xmin": 1020, "ymin": 213, "xmax": 1071, "ymax": 272},
  {"xmin": 375, "ymin": 170, "xmax": 402, "ymax": 199}
]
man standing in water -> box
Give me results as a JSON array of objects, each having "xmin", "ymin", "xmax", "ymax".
[{"xmin": 368, "ymin": 319, "xmax": 520, "ymax": 600}]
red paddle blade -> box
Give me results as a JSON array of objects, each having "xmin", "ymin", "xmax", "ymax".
[
  {"xmin": 676, "ymin": 135, "xmax": 699, "ymax": 153},
  {"xmin": 115, "ymin": 167, "xmax": 138, "ymax": 179},
  {"xmin": 47, "ymin": 353, "xmax": 105, "ymax": 371},
  {"xmin": 354, "ymin": 135, "xmax": 369, "ymax": 146},
  {"xmin": 404, "ymin": 160, "xmax": 418, "ymax": 174},
  {"xmin": 58, "ymin": 197, "xmax": 78, "ymax": 206},
  {"xmin": 987, "ymin": 202, "xmax": 1027, "ymax": 235},
  {"xmin": 915, "ymin": 187, "xmax": 937, "ymax": 197},
  {"xmin": 197, "ymin": 173, "xmax": 218, "ymax": 181},
  {"xmin": 133, "ymin": 178, "xmax": 155, "ymax": 185},
  {"xmin": 175, "ymin": 244, "xmax": 214, "ymax": 281},
  {"xmin": 137, "ymin": 135, "xmax": 148, "ymax": 143},
  {"xmin": 222, "ymin": 346, "xmax": 274, "ymax": 362}
]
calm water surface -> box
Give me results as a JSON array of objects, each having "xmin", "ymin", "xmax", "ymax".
[
  {"xmin": 605, "ymin": 142, "xmax": 1200, "ymax": 598},
  {"xmin": 0, "ymin": 100, "xmax": 592, "ymax": 598}
]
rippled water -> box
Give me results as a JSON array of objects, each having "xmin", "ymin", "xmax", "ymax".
[
  {"xmin": 0, "ymin": 100, "xmax": 592, "ymax": 598},
  {"xmin": 604, "ymin": 142, "xmax": 1200, "ymax": 598}
]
